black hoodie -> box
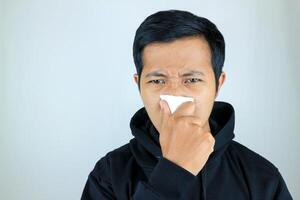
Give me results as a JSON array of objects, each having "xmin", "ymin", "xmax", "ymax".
[{"xmin": 81, "ymin": 101, "xmax": 293, "ymax": 200}]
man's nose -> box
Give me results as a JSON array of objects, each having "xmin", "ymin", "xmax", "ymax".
[{"xmin": 163, "ymin": 79, "xmax": 183, "ymax": 96}]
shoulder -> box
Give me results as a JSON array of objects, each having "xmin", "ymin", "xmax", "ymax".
[
  {"xmin": 91, "ymin": 140, "xmax": 135, "ymax": 176},
  {"xmin": 227, "ymin": 140, "xmax": 280, "ymax": 177},
  {"xmin": 96, "ymin": 141, "xmax": 133, "ymax": 166},
  {"xmin": 226, "ymin": 141, "xmax": 292, "ymax": 198}
]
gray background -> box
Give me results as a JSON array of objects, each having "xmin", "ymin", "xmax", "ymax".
[{"xmin": 1, "ymin": 0, "xmax": 299, "ymax": 199}]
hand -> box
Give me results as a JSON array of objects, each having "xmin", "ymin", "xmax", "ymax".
[{"xmin": 158, "ymin": 99, "xmax": 215, "ymax": 176}]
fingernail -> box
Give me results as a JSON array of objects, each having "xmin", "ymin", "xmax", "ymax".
[{"xmin": 160, "ymin": 100, "xmax": 164, "ymax": 111}]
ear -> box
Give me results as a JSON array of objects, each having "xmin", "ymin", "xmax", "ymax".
[
  {"xmin": 133, "ymin": 73, "xmax": 139, "ymax": 85},
  {"xmin": 215, "ymin": 71, "xmax": 226, "ymax": 98}
]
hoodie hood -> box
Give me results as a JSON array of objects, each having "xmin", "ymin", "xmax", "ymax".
[
  {"xmin": 129, "ymin": 101, "xmax": 235, "ymax": 172},
  {"xmin": 129, "ymin": 101, "xmax": 235, "ymax": 200}
]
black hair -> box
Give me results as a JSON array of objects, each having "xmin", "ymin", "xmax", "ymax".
[{"xmin": 133, "ymin": 9, "xmax": 225, "ymax": 92}]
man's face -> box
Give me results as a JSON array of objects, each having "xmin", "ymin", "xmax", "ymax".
[{"xmin": 134, "ymin": 36, "xmax": 225, "ymax": 132}]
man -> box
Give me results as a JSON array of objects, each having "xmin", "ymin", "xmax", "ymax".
[{"xmin": 81, "ymin": 10, "xmax": 292, "ymax": 199}]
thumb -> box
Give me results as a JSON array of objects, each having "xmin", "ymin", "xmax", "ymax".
[{"xmin": 160, "ymin": 99, "xmax": 171, "ymax": 126}]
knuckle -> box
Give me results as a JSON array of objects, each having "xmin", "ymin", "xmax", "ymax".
[
  {"xmin": 177, "ymin": 117, "xmax": 189, "ymax": 125},
  {"xmin": 205, "ymin": 132, "xmax": 215, "ymax": 144}
]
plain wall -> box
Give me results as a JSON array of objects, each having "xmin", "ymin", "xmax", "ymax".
[{"xmin": 1, "ymin": 0, "xmax": 299, "ymax": 199}]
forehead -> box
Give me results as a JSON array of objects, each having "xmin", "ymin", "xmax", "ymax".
[{"xmin": 142, "ymin": 36, "xmax": 212, "ymax": 74}]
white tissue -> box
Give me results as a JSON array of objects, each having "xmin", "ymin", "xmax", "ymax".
[{"xmin": 160, "ymin": 94, "xmax": 194, "ymax": 113}]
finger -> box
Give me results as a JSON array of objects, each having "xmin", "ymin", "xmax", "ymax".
[
  {"xmin": 176, "ymin": 115, "xmax": 204, "ymax": 127},
  {"xmin": 193, "ymin": 97, "xmax": 202, "ymax": 117},
  {"xmin": 160, "ymin": 99, "xmax": 171, "ymax": 126},
  {"xmin": 173, "ymin": 101, "xmax": 195, "ymax": 118}
]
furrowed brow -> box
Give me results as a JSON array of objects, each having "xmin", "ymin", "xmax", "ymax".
[
  {"xmin": 145, "ymin": 71, "xmax": 167, "ymax": 78},
  {"xmin": 145, "ymin": 70, "xmax": 205, "ymax": 78},
  {"xmin": 180, "ymin": 70, "xmax": 204, "ymax": 77}
]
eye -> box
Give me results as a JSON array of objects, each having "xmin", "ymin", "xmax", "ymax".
[
  {"xmin": 148, "ymin": 79, "xmax": 166, "ymax": 85},
  {"xmin": 184, "ymin": 78, "xmax": 202, "ymax": 84}
]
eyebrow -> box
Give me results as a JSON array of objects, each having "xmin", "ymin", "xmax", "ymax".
[
  {"xmin": 145, "ymin": 70, "xmax": 205, "ymax": 78},
  {"xmin": 181, "ymin": 70, "xmax": 205, "ymax": 77}
]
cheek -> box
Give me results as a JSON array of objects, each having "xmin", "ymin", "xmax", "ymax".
[
  {"xmin": 141, "ymin": 83, "xmax": 162, "ymax": 104},
  {"xmin": 141, "ymin": 90, "xmax": 161, "ymax": 111},
  {"xmin": 141, "ymin": 93, "xmax": 162, "ymax": 131},
  {"xmin": 193, "ymin": 90, "xmax": 216, "ymax": 119},
  {"xmin": 194, "ymin": 101, "xmax": 214, "ymax": 123}
]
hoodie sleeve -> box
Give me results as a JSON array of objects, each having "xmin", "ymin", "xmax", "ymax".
[
  {"xmin": 273, "ymin": 169, "xmax": 293, "ymax": 200},
  {"xmin": 81, "ymin": 156, "xmax": 199, "ymax": 200},
  {"xmin": 81, "ymin": 156, "xmax": 116, "ymax": 200},
  {"xmin": 132, "ymin": 157, "xmax": 199, "ymax": 200}
]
